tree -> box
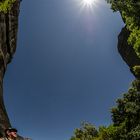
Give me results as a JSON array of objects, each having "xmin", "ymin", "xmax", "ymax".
[
  {"xmin": 70, "ymin": 80, "xmax": 140, "ymax": 140},
  {"xmin": 70, "ymin": 122, "xmax": 119, "ymax": 140},
  {"xmin": 111, "ymin": 80, "xmax": 140, "ymax": 139},
  {"xmin": 70, "ymin": 122, "xmax": 98, "ymax": 140}
]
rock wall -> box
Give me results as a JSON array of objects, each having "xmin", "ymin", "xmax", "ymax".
[
  {"xmin": 118, "ymin": 26, "xmax": 140, "ymax": 77},
  {"xmin": 0, "ymin": 0, "xmax": 20, "ymax": 135}
]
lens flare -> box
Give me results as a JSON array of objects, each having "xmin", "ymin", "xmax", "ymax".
[{"xmin": 82, "ymin": 0, "xmax": 95, "ymax": 8}]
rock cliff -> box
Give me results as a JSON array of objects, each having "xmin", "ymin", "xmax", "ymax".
[
  {"xmin": 0, "ymin": 0, "xmax": 20, "ymax": 136},
  {"xmin": 118, "ymin": 26, "xmax": 140, "ymax": 78}
]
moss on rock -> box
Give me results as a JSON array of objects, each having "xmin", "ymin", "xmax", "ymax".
[{"xmin": 0, "ymin": 0, "xmax": 16, "ymax": 13}]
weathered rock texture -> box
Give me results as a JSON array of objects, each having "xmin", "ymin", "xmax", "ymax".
[
  {"xmin": 0, "ymin": 0, "xmax": 20, "ymax": 136},
  {"xmin": 118, "ymin": 26, "xmax": 140, "ymax": 77}
]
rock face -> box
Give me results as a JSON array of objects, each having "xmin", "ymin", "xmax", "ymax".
[
  {"xmin": 0, "ymin": 0, "xmax": 20, "ymax": 136},
  {"xmin": 118, "ymin": 26, "xmax": 140, "ymax": 77}
]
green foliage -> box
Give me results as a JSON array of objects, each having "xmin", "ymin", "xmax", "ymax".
[
  {"xmin": 70, "ymin": 123, "xmax": 122, "ymax": 140},
  {"xmin": 128, "ymin": 28, "xmax": 140, "ymax": 57},
  {"xmin": 97, "ymin": 125, "xmax": 119, "ymax": 140},
  {"xmin": 111, "ymin": 80, "xmax": 140, "ymax": 139},
  {"xmin": 0, "ymin": 0, "xmax": 16, "ymax": 13},
  {"xmin": 70, "ymin": 80, "xmax": 140, "ymax": 140},
  {"xmin": 107, "ymin": 0, "xmax": 140, "ymax": 57},
  {"xmin": 127, "ymin": 124, "xmax": 140, "ymax": 140},
  {"xmin": 133, "ymin": 65, "xmax": 140, "ymax": 77},
  {"xmin": 70, "ymin": 122, "xmax": 98, "ymax": 140}
]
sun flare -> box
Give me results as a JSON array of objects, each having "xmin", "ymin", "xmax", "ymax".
[{"xmin": 81, "ymin": 0, "xmax": 95, "ymax": 8}]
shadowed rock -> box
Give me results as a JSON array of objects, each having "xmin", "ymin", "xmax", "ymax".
[
  {"xmin": 0, "ymin": 0, "xmax": 20, "ymax": 135},
  {"xmin": 117, "ymin": 26, "xmax": 140, "ymax": 77}
]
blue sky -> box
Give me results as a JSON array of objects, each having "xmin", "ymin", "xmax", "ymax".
[{"xmin": 4, "ymin": 0, "xmax": 134, "ymax": 140}]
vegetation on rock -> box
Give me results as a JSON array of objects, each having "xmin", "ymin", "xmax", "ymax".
[
  {"xmin": 0, "ymin": 0, "xmax": 16, "ymax": 13},
  {"xmin": 107, "ymin": 0, "xmax": 140, "ymax": 58},
  {"xmin": 133, "ymin": 65, "xmax": 140, "ymax": 78}
]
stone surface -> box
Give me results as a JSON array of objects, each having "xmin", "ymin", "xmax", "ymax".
[
  {"xmin": 0, "ymin": 0, "xmax": 20, "ymax": 135},
  {"xmin": 117, "ymin": 26, "xmax": 140, "ymax": 77}
]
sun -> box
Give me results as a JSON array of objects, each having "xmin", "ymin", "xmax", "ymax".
[{"xmin": 81, "ymin": 0, "xmax": 95, "ymax": 8}]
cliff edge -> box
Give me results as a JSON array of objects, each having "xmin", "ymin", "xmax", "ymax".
[
  {"xmin": 0, "ymin": 0, "xmax": 20, "ymax": 136},
  {"xmin": 107, "ymin": 0, "xmax": 140, "ymax": 78},
  {"xmin": 118, "ymin": 26, "xmax": 140, "ymax": 77}
]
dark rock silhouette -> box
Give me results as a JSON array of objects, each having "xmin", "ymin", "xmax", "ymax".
[
  {"xmin": 118, "ymin": 26, "xmax": 140, "ymax": 77},
  {"xmin": 0, "ymin": 0, "xmax": 20, "ymax": 135}
]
